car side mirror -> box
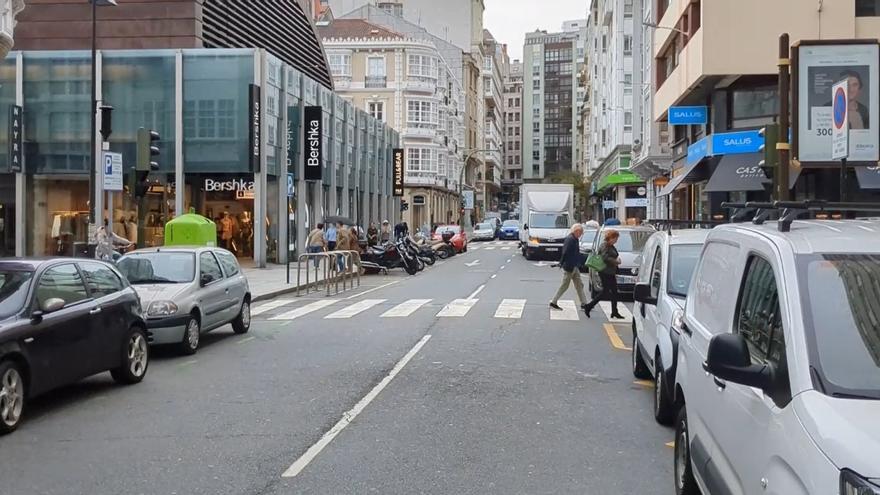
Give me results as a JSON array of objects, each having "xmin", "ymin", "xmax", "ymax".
[
  {"xmin": 706, "ymin": 334, "xmax": 773, "ymax": 390},
  {"xmin": 633, "ymin": 283, "xmax": 656, "ymax": 306},
  {"xmin": 523, "ymin": 224, "xmax": 528, "ymax": 230},
  {"xmin": 200, "ymin": 274, "xmax": 213, "ymax": 287},
  {"xmin": 42, "ymin": 298, "xmax": 66, "ymax": 314}
]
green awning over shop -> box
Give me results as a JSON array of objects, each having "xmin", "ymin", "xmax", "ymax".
[{"xmin": 596, "ymin": 171, "xmax": 644, "ymax": 191}]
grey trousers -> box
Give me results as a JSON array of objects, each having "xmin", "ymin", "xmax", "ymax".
[{"xmin": 551, "ymin": 269, "xmax": 587, "ymax": 306}]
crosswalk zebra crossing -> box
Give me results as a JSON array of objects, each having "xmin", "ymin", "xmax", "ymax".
[
  {"xmin": 467, "ymin": 241, "xmax": 518, "ymax": 252},
  {"xmin": 256, "ymin": 297, "xmax": 630, "ymax": 322}
]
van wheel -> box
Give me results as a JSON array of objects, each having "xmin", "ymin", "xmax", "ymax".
[
  {"xmin": 232, "ymin": 300, "xmax": 251, "ymax": 334},
  {"xmin": 674, "ymin": 407, "xmax": 700, "ymax": 495},
  {"xmin": 178, "ymin": 316, "xmax": 200, "ymax": 355},
  {"xmin": 0, "ymin": 360, "xmax": 26, "ymax": 434},
  {"xmin": 631, "ymin": 329, "xmax": 651, "ymax": 379},
  {"xmin": 653, "ymin": 355, "xmax": 674, "ymax": 425}
]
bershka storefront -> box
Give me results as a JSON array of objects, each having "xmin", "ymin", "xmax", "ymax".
[{"xmin": 187, "ymin": 175, "xmax": 256, "ymax": 258}]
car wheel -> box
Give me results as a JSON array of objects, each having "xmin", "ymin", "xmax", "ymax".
[
  {"xmin": 178, "ymin": 316, "xmax": 200, "ymax": 355},
  {"xmin": 674, "ymin": 407, "xmax": 700, "ymax": 495},
  {"xmin": 631, "ymin": 327, "xmax": 651, "ymax": 379},
  {"xmin": 111, "ymin": 327, "xmax": 149, "ymax": 385},
  {"xmin": 0, "ymin": 360, "xmax": 26, "ymax": 435},
  {"xmin": 232, "ymin": 299, "xmax": 251, "ymax": 334},
  {"xmin": 654, "ymin": 355, "xmax": 674, "ymax": 425}
]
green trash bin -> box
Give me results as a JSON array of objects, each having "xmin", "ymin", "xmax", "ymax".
[{"xmin": 164, "ymin": 209, "xmax": 217, "ymax": 247}]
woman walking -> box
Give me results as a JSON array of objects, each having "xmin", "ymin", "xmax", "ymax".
[{"xmin": 584, "ymin": 229, "xmax": 624, "ymax": 319}]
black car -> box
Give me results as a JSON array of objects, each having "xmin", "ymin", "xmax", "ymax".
[{"xmin": 0, "ymin": 259, "xmax": 149, "ymax": 434}]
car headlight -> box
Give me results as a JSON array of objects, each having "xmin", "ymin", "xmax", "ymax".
[
  {"xmin": 671, "ymin": 310, "xmax": 684, "ymax": 334},
  {"xmin": 529, "ymin": 237, "xmax": 540, "ymax": 245},
  {"xmin": 147, "ymin": 300, "xmax": 179, "ymax": 317},
  {"xmin": 841, "ymin": 470, "xmax": 880, "ymax": 494}
]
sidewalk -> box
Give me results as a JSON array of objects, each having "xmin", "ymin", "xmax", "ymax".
[{"xmin": 243, "ymin": 262, "xmax": 358, "ymax": 302}]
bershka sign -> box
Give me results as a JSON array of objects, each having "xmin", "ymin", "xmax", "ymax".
[
  {"xmin": 204, "ymin": 178, "xmax": 255, "ymax": 192},
  {"xmin": 392, "ymin": 148, "xmax": 404, "ymax": 197},
  {"xmin": 304, "ymin": 106, "xmax": 322, "ymax": 181},
  {"xmin": 248, "ymin": 84, "xmax": 261, "ymax": 172}
]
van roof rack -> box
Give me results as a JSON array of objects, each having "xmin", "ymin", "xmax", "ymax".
[
  {"xmin": 723, "ymin": 200, "xmax": 880, "ymax": 232},
  {"xmin": 645, "ymin": 219, "xmax": 724, "ymax": 234}
]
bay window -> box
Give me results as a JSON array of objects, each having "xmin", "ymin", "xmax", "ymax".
[
  {"xmin": 328, "ymin": 53, "xmax": 351, "ymax": 77},
  {"xmin": 408, "ymin": 54, "xmax": 438, "ymax": 80},
  {"xmin": 407, "ymin": 100, "xmax": 438, "ymax": 128}
]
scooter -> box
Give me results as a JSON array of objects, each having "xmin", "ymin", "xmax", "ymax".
[
  {"xmin": 360, "ymin": 239, "xmax": 420, "ymax": 275},
  {"xmin": 407, "ymin": 236, "xmax": 437, "ymax": 266}
]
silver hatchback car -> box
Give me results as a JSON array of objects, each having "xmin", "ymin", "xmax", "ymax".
[{"xmin": 117, "ymin": 246, "xmax": 251, "ymax": 355}]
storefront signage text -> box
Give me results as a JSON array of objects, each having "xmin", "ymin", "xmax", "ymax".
[
  {"xmin": 8, "ymin": 105, "xmax": 22, "ymax": 173},
  {"xmin": 392, "ymin": 148, "xmax": 404, "ymax": 197},
  {"xmin": 686, "ymin": 137, "xmax": 709, "ymax": 165},
  {"xmin": 668, "ymin": 106, "xmax": 708, "ymax": 125},
  {"xmin": 304, "ymin": 106, "xmax": 323, "ymax": 181},
  {"xmin": 711, "ymin": 130, "xmax": 763, "ymax": 155},
  {"xmin": 205, "ymin": 178, "xmax": 254, "ymax": 192},
  {"xmin": 248, "ymin": 84, "xmax": 262, "ymax": 173}
]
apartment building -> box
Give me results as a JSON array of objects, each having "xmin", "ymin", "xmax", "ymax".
[
  {"xmin": 651, "ymin": 0, "xmax": 880, "ymax": 220},
  {"xmin": 522, "ymin": 26, "xmax": 581, "ymax": 183},
  {"xmin": 503, "ymin": 60, "xmax": 523, "ymax": 204},
  {"xmin": 319, "ymin": 18, "xmax": 464, "ymax": 228},
  {"xmin": 481, "ymin": 30, "xmax": 507, "ymax": 213},
  {"xmin": 586, "ymin": 0, "xmax": 645, "ymax": 223}
]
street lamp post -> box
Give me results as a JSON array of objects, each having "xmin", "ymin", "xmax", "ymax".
[
  {"xmin": 642, "ymin": 21, "xmax": 688, "ymax": 36},
  {"xmin": 458, "ymin": 149, "xmax": 492, "ymax": 230},
  {"xmin": 88, "ymin": 0, "xmax": 117, "ymax": 230}
]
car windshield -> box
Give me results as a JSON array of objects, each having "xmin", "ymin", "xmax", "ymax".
[
  {"xmin": 477, "ymin": 223, "xmax": 493, "ymax": 230},
  {"xmin": 667, "ymin": 244, "xmax": 703, "ymax": 298},
  {"xmin": 502, "ymin": 220, "xmax": 519, "ymax": 227},
  {"xmin": 529, "ymin": 212, "xmax": 569, "ymax": 229},
  {"xmin": 580, "ymin": 230, "xmax": 598, "ymax": 245},
  {"xmin": 613, "ymin": 230, "xmax": 652, "ymax": 253},
  {"xmin": 0, "ymin": 269, "xmax": 34, "ymax": 319},
  {"xmin": 435, "ymin": 226, "xmax": 461, "ymax": 234},
  {"xmin": 117, "ymin": 252, "xmax": 196, "ymax": 284},
  {"xmin": 798, "ymin": 254, "xmax": 880, "ymax": 397}
]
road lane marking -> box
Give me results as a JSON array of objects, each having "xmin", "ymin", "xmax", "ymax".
[
  {"xmin": 282, "ymin": 334, "xmax": 432, "ymax": 478},
  {"xmin": 381, "ymin": 299, "xmax": 432, "ymax": 318},
  {"xmin": 343, "ymin": 281, "xmax": 399, "ymax": 300},
  {"xmin": 270, "ymin": 300, "xmax": 338, "ymax": 320},
  {"xmin": 491, "ymin": 274, "xmax": 497, "ymax": 279},
  {"xmin": 325, "ymin": 299, "xmax": 386, "ymax": 319},
  {"xmin": 494, "ymin": 299, "xmax": 526, "ymax": 319},
  {"xmin": 236, "ymin": 336, "xmax": 256, "ymax": 345},
  {"xmin": 603, "ymin": 323, "xmax": 632, "ymax": 351},
  {"xmin": 178, "ymin": 359, "xmax": 198, "ymax": 368},
  {"xmin": 467, "ymin": 284, "xmax": 485, "ymax": 300},
  {"xmin": 251, "ymin": 299, "xmax": 297, "ymax": 316},
  {"xmin": 464, "ymin": 260, "xmax": 481, "ymax": 267},
  {"xmin": 633, "ymin": 380, "xmax": 654, "ymax": 388},
  {"xmin": 666, "ymin": 441, "xmax": 675, "ymax": 448},
  {"xmin": 437, "ymin": 299, "xmax": 479, "ymax": 317},
  {"xmin": 483, "ymin": 247, "xmax": 496, "ymax": 251},
  {"xmin": 501, "ymin": 247, "xmax": 511, "ymax": 250},
  {"xmin": 599, "ymin": 301, "xmax": 633, "ymax": 323},
  {"xmin": 549, "ymin": 300, "xmax": 579, "ymax": 321}
]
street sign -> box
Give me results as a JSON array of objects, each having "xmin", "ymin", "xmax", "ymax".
[
  {"xmin": 8, "ymin": 105, "xmax": 22, "ymax": 173},
  {"xmin": 831, "ymin": 79, "xmax": 849, "ymax": 160},
  {"xmin": 710, "ymin": 130, "xmax": 763, "ymax": 155},
  {"xmin": 287, "ymin": 173, "xmax": 295, "ymax": 197},
  {"xmin": 602, "ymin": 200, "xmax": 617, "ymax": 210},
  {"xmin": 102, "ymin": 152, "xmax": 123, "ymax": 191},
  {"xmin": 668, "ymin": 106, "xmax": 708, "ymax": 125},
  {"xmin": 304, "ymin": 106, "xmax": 323, "ymax": 181},
  {"xmin": 462, "ymin": 190, "xmax": 475, "ymax": 209}
]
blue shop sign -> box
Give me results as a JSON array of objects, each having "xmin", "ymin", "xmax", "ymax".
[
  {"xmin": 669, "ymin": 106, "xmax": 708, "ymax": 125},
  {"xmin": 686, "ymin": 137, "xmax": 710, "ymax": 165},
  {"xmin": 711, "ymin": 130, "xmax": 763, "ymax": 155}
]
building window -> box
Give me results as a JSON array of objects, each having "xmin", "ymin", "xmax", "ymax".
[
  {"xmin": 407, "ymin": 100, "xmax": 438, "ymax": 127},
  {"xmin": 366, "ymin": 56, "xmax": 387, "ymax": 88},
  {"xmin": 533, "ymin": 107, "xmax": 540, "ymax": 118},
  {"xmin": 533, "ymin": 79, "xmax": 541, "ymax": 90},
  {"xmin": 368, "ymin": 101, "xmax": 385, "ymax": 122},
  {"xmin": 406, "ymin": 147, "xmax": 437, "ymax": 173},
  {"xmin": 856, "ymin": 0, "xmax": 880, "ymax": 15},
  {"xmin": 624, "ymin": 112, "xmax": 633, "ymax": 130},
  {"xmin": 328, "ymin": 53, "xmax": 351, "ymax": 77},
  {"xmin": 624, "ymin": 35, "xmax": 633, "ymax": 55},
  {"xmin": 408, "ymin": 54, "xmax": 438, "ymax": 80},
  {"xmin": 533, "ymin": 122, "xmax": 540, "ymax": 133},
  {"xmin": 378, "ymin": 2, "xmax": 404, "ymax": 16},
  {"xmin": 624, "ymin": 74, "xmax": 633, "ymax": 94},
  {"xmin": 624, "ymin": 0, "xmax": 633, "ymax": 16}
]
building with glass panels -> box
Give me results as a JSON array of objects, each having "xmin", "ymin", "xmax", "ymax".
[{"xmin": 0, "ymin": 48, "xmax": 400, "ymax": 265}]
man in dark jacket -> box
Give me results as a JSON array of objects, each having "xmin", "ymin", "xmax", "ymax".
[{"xmin": 550, "ymin": 224, "xmax": 589, "ymax": 313}]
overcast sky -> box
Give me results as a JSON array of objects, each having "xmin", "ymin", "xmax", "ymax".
[{"xmin": 484, "ymin": 0, "xmax": 589, "ymax": 61}]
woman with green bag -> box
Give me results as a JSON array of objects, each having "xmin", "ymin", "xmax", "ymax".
[{"xmin": 584, "ymin": 229, "xmax": 623, "ymax": 319}]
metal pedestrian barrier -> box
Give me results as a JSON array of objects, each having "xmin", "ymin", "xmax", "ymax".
[{"xmin": 296, "ymin": 250, "xmax": 362, "ymax": 297}]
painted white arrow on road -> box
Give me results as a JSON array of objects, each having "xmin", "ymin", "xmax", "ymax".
[{"xmin": 464, "ymin": 260, "xmax": 481, "ymax": 267}]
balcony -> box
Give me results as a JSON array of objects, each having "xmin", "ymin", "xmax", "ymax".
[
  {"xmin": 365, "ymin": 75, "xmax": 387, "ymax": 89},
  {"xmin": 401, "ymin": 124, "xmax": 438, "ymax": 139},
  {"xmin": 405, "ymin": 76, "xmax": 437, "ymax": 94},
  {"xmin": 333, "ymin": 75, "xmax": 352, "ymax": 89}
]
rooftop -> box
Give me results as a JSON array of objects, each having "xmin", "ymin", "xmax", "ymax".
[
  {"xmin": 720, "ymin": 219, "xmax": 880, "ymax": 255},
  {"xmin": 317, "ymin": 18, "xmax": 404, "ymax": 40}
]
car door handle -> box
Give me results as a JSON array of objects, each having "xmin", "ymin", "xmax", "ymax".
[
  {"xmin": 89, "ymin": 307, "xmax": 102, "ymax": 315},
  {"xmin": 681, "ymin": 321, "xmax": 693, "ymax": 336}
]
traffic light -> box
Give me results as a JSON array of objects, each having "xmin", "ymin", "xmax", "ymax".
[
  {"xmin": 758, "ymin": 124, "xmax": 779, "ymax": 198},
  {"xmin": 400, "ymin": 200, "xmax": 409, "ymax": 212},
  {"xmin": 135, "ymin": 128, "xmax": 160, "ymax": 198}
]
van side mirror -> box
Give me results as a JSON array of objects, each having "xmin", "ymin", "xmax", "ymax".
[
  {"xmin": 706, "ymin": 334, "xmax": 772, "ymax": 390},
  {"xmin": 523, "ymin": 224, "xmax": 528, "ymax": 230},
  {"xmin": 633, "ymin": 283, "xmax": 656, "ymax": 306}
]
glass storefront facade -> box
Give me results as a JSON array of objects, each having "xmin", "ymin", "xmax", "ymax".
[{"xmin": 4, "ymin": 48, "xmax": 400, "ymax": 265}]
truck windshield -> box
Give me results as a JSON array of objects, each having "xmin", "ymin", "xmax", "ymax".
[
  {"xmin": 798, "ymin": 254, "xmax": 880, "ymax": 398},
  {"xmin": 529, "ymin": 213, "xmax": 569, "ymax": 229}
]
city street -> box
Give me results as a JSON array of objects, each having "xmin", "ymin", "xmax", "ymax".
[{"xmin": 0, "ymin": 241, "xmax": 673, "ymax": 495}]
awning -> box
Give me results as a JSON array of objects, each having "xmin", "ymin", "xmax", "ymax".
[
  {"xmin": 658, "ymin": 159, "xmax": 706, "ymax": 196},
  {"xmin": 596, "ymin": 171, "xmax": 644, "ymax": 191},
  {"xmin": 856, "ymin": 167, "xmax": 880, "ymax": 189},
  {"xmin": 704, "ymin": 153, "xmax": 769, "ymax": 193}
]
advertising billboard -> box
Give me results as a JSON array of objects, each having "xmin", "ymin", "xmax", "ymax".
[
  {"xmin": 392, "ymin": 148, "xmax": 404, "ymax": 197},
  {"xmin": 303, "ymin": 106, "xmax": 322, "ymax": 181}
]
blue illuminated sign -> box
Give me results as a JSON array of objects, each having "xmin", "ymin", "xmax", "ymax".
[
  {"xmin": 686, "ymin": 137, "xmax": 710, "ymax": 165},
  {"xmin": 711, "ymin": 130, "xmax": 763, "ymax": 155},
  {"xmin": 669, "ymin": 106, "xmax": 708, "ymax": 125}
]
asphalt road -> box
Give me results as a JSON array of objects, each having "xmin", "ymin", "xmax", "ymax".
[{"xmin": 0, "ymin": 240, "xmax": 674, "ymax": 495}]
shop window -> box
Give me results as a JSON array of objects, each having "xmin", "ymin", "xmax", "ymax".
[{"xmin": 857, "ymin": 0, "xmax": 880, "ymax": 15}]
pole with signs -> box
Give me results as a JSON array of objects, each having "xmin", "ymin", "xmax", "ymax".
[
  {"xmin": 832, "ymin": 78, "xmax": 850, "ymax": 201},
  {"xmin": 777, "ymin": 34, "xmax": 791, "ymax": 201}
]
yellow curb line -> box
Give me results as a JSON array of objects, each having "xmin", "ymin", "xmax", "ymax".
[{"xmin": 603, "ymin": 323, "xmax": 632, "ymax": 351}]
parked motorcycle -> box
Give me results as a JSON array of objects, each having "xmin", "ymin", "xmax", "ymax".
[
  {"xmin": 360, "ymin": 238, "xmax": 420, "ymax": 275},
  {"xmin": 407, "ymin": 236, "xmax": 436, "ymax": 266}
]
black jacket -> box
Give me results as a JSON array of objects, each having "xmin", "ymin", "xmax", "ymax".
[{"xmin": 559, "ymin": 233, "xmax": 583, "ymax": 272}]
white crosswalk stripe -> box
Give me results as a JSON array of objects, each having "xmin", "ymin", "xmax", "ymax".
[
  {"xmin": 550, "ymin": 300, "xmax": 580, "ymax": 321},
  {"xmin": 251, "ymin": 299, "xmax": 296, "ymax": 316},
  {"xmin": 325, "ymin": 299, "xmax": 386, "ymax": 319},
  {"xmin": 494, "ymin": 299, "xmax": 526, "ymax": 319},
  {"xmin": 437, "ymin": 299, "xmax": 479, "ymax": 317},
  {"xmin": 501, "ymin": 247, "xmax": 512, "ymax": 250},
  {"xmin": 270, "ymin": 300, "xmax": 337, "ymax": 320},
  {"xmin": 483, "ymin": 247, "xmax": 496, "ymax": 251},
  {"xmin": 381, "ymin": 299, "xmax": 432, "ymax": 318},
  {"xmin": 599, "ymin": 301, "xmax": 633, "ymax": 323}
]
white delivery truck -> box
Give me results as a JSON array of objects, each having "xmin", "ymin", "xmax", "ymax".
[{"xmin": 518, "ymin": 184, "xmax": 574, "ymax": 260}]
